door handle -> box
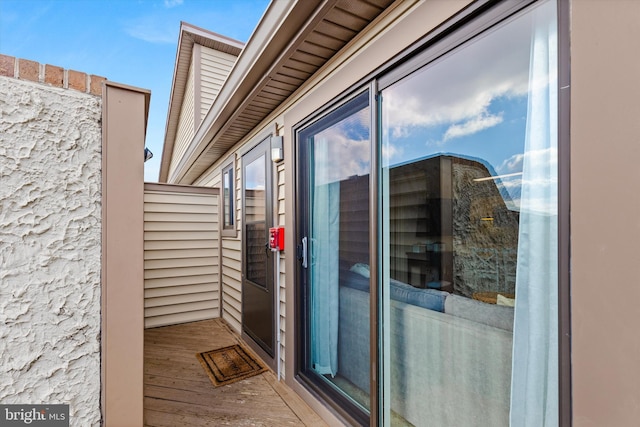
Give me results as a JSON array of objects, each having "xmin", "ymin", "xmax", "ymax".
[{"xmin": 301, "ymin": 237, "xmax": 307, "ymax": 268}]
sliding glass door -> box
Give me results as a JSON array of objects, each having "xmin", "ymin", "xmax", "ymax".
[
  {"xmin": 297, "ymin": 91, "xmax": 372, "ymax": 423},
  {"xmin": 379, "ymin": 1, "xmax": 558, "ymax": 425},
  {"xmin": 296, "ymin": 1, "xmax": 559, "ymax": 425}
]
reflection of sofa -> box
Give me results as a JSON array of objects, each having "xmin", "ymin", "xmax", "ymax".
[{"xmin": 338, "ymin": 270, "xmax": 514, "ymax": 427}]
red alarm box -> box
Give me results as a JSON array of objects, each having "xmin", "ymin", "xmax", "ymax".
[{"xmin": 269, "ymin": 227, "xmax": 285, "ymax": 251}]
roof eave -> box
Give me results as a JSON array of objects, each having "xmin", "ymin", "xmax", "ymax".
[
  {"xmin": 159, "ymin": 22, "xmax": 245, "ymax": 182},
  {"xmin": 167, "ymin": 0, "xmax": 326, "ymax": 184}
]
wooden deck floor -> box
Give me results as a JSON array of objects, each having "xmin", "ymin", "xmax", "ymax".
[{"xmin": 144, "ymin": 318, "xmax": 328, "ymax": 426}]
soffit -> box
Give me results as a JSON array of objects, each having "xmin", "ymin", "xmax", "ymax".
[{"xmin": 176, "ymin": 0, "xmax": 395, "ymax": 184}]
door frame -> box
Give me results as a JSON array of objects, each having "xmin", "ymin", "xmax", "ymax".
[{"xmin": 241, "ymin": 134, "xmax": 278, "ymax": 370}]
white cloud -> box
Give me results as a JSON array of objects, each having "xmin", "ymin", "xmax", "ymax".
[
  {"xmin": 499, "ymin": 153, "xmax": 525, "ymax": 174},
  {"xmin": 443, "ymin": 112, "xmax": 503, "ymax": 142},
  {"xmin": 382, "ymin": 143, "xmax": 403, "ymax": 162},
  {"xmin": 498, "ymin": 147, "xmax": 558, "ymax": 214},
  {"xmin": 500, "ymin": 147, "xmax": 556, "ymax": 174},
  {"xmin": 164, "ymin": 0, "xmax": 184, "ymax": 8},
  {"xmin": 124, "ymin": 16, "xmax": 176, "ymax": 44},
  {"xmin": 382, "ymin": 9, "xmax": 536, "ymax": 143},
  {"xmin": 313, "ymin": 108, "xmax": 370, "ymax": 185}
]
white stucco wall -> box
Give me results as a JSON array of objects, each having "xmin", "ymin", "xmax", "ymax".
[{"xmin": 0, "ymin": 77, "xmax": 102, "ymax": 426}]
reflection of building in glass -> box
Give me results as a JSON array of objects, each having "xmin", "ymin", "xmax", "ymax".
[
  {"xmin": 388, "ymin": 155, "xmax": 519, "ymax": 297},
  {"xmin": 245, "ymin": 189, "xmax": 267, "ymax": 286}
]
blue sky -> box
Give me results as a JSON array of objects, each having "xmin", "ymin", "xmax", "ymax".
[{"xmin": 0, "ymin": 0, "xmax": 270, "ymax": 181}]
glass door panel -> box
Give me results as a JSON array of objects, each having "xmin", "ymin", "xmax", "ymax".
[
  {"xmin": 243, "ymin": 141, "xmax": 274, "ymax": 356},
  {"xmin": 380, "ymin": 1, "xmax": 558, "ymax": 425},
  {"xmin": 299, "ymin": 91, "xmax": 372, "ymax": 418}
]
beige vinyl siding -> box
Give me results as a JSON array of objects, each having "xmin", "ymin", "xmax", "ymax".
[
  {"xmin": 221, "ymin": 157, "xmax": 243, "ymax": 333},
  {"xmin": 276, "ymin": 161, "xmax": 286, "ymax": 377},
  {"xmin": 144, "ymin": 186, "xmax": 219, "ymax": 328},
  {"xmin": 193, "ymin": 168, "xmax": 243, "ymax": 334},
  {"xmin": 168, "ymin": 60, "xmax": 196, "ymax": 181},
  {"xmin": 200, "ymin": 46, "xmax": 237, "ymax": 121}
]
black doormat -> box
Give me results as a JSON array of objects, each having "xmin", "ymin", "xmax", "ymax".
[{"xmin": 196, "ymin": 344, "xmax": 267, "ymax": 387}]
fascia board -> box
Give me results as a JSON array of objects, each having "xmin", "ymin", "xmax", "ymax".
[{"xmin": 159, "ymin": 24, "xmax": 195, "ymax": 183}]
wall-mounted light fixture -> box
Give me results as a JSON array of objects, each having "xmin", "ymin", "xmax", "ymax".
[
  {"xmin": 270, "ymin": 135, "xmax": 284, "ymax": 163},
  {"xmin": 144, "ymin": 147, "xmax": 153, "ymax": 162}
]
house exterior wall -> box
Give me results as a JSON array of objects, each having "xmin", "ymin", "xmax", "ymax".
[
  {"xmin": 159, "ymin": 0, "xmax": 640, "ymax": 424},
  {"xmin": 168, "ymin": 58, "xmax": 196, "ymax": 181},
  {"xmin": 0, "ymin": 73, "xmax": 102, "ymax": 425},
  {"xmin": 196, "ymin": 159, "xmax": 244, "ymax": 333},
  {"xmin": 570, "ymin": 1, "xmax": 640, "ymax": 425},
  {"xmin": 101, "ymin": 81, "xmax": 149, "ymax": 427},
  {"xmin": 200, "ymin": 46, "xmax": 237, "ymax": 122},
  {"xmin": 276, "ymin": 161, "xmax": 286, "ymax": 376},
  {"xmin": 279, "ymin": 1, "xmax": 472, "ymax": 421},
  {"xmin": 179, "ymin": 1, "xmax": 473, "ymax": 409},
  {"xmin": 143, "ymin": 184, "xmax": 220, "ymax": 328}
]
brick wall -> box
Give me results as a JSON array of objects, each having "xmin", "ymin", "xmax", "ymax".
[{"xmin": 0, "ymin": 54, "xmax": 105, "ymax": 96}]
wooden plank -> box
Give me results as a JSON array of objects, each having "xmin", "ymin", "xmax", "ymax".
[
  {"xmin": 144, "ymin": 319, "xmax": 326, "ymax": 425},
  {"xmin": 263, "ymin": 372, "xmax": 328, "ymax": 426}
]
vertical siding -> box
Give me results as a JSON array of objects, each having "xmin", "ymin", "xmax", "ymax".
[
  {"xmin": 200, "ymin": 46, "xmax": 237, "ymax": 121},
  {"xmin": 143, "ymin": 186, "xmax": 219, "ymax": 328},
  {"xmin": 168, "ymin": 60, "xmax": 196, "ymax": 180}
]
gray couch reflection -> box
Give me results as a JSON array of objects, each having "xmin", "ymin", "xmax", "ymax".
[{"xmin": 338, "ymin": 269, "xmax": 514, "ymax": 426}]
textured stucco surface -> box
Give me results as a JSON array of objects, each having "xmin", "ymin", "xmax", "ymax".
[{"xmin": 0, "ymin": 77, "xmax": 102, "ymax": 426}]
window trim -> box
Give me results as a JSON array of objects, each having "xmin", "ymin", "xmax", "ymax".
[
  {"xmin": 221, "ymin": 154, "xmax": 237, "ymax": 238},
  {"xmin": 557, "ymin": 0, "xmax": 572, "ymax": 424}
]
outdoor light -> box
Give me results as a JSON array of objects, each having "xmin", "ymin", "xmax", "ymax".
[
  {"xmin": 144, "ymin": 147, "xmax": 153, "ymax": 162},
  {"xmin": 271, "ymin": 135, "xmax": 284, "ymax": 162}
]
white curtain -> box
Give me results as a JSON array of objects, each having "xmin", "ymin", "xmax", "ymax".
[
  {"xmin": 510, "ymin": 1, "xmax": 558, "ymax": 426},
  {"xmin": 310, "ymin": 137, "xmax": 340, "ymax": 377}
]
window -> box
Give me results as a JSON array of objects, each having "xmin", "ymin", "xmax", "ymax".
[
  {"xmin": 221, "ymin": 159, "xmax": 236, "ymax": 237},
  {"xmin": 296, "ymin": 1, "xmax": 560, "ymax": 425}
]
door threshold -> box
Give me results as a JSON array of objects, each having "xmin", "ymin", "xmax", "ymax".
[{"xmin": 242, "ymin": 330, "xmax": 277, "ymax": 372}]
